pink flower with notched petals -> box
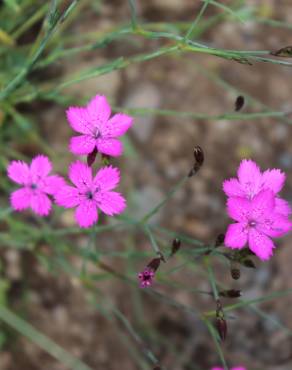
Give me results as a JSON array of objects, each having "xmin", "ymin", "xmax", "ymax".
[
  {"xmin": 223, "ymin": 159, "xmax": 291, "ymax": 216},
  {"xmin": 7, "ymin": 155, "xmax": 64, "ymax": 216},
  {"xmin": 225, "ymin": 189, "xmax": 291, "ymax": 260},
  {"xmin": 67, "ymin": 95, "xmax": 133, "ymax": 157},
  {"xmin": 55, "ymin": 161, "xmax": 126, "ymax": 228}
]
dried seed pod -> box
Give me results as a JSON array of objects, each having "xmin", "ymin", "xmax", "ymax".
[
  {"xmin": 193, "ymin": 145, "xmax": 204, "ymax": 166},
  {"xmin": 170, "ymin": 238, "xmax": 181, "ymax": 257},
  {"xmin": 235, "ymin": 95, "xmax": 245, "ymax": 111},
  {"xmin": 219, "ymin": 289, "xmax": 241, "ymax": 298}
]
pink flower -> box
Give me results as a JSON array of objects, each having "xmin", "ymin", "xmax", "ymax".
[
  {"xmin": 54, "ymin": 161, "xmax": 126, "ymax": 228},
  {"xmin": 223, "ymin": 159, "xmax": 291, "ymax": 216},
  {"xmin": 66, "ymin": 95, "xmax": 133, "ymax": 157},
  {"xmin": 138, "ymin": 267, "xmax": 155, "ymax": 288},
  {"xmin": 225, "ymin": 189, "xmax": 291, "ymax": 260},
  {"xmin": 7, "ymin": 155, "xmax": 64, "ymax": 216}
]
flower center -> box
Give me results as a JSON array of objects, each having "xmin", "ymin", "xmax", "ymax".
[
  {"xmin": 30, "ymin": 183, "xmax": 37, "ymax": 190},
  {"xmin": 93, "ymin": 128, "xmax": 101, "ymax": 139},
  {"xmin": 248, "ymin": 220, "xmax": 257, "ymax": 228},
  {"xmin": 86, "ymin": 191, "xmax": 94, "ymax": 200}
]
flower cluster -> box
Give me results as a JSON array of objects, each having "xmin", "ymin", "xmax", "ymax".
[
  {"xmin": 7, "ymin": 95, "xmax": 133, "ymax": 228},
  {"xmin": 223, "ymin": 159, "xmax": 291, "ymax": 260}
]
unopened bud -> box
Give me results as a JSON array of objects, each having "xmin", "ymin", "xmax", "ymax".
[
  {"xmin": 188, "ymin": 146, "xmax": 204, "ymax": 177},
  {"xmin": 170, "ymin": 238, "xmax": 181, "ymax": 257},
  {"xmin": 216, "ymin": 317, "xmax": 227, "ymax": 341},
  {"xmin": 219, "ymin": 289, "xmax": 241, "ymax": 298},
  {"xmin": 235, "ymin": 95, "xmax": 245, "ymax": 111},
  {"xmin": 230, "ymin": 261, "xmax": 240, "ymax": 280}
]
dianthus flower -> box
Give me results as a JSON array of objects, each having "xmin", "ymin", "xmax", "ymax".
[
  {"xmin": 225, "ymin": 189, "xmax": 291, "ymax": 260},
  {"xmin": 223, "ymin": 159, "xmax": 291, "ymax": 216},
  {"xmin": 7, "ymin": 155, "xmax": 64, "ymax": 216},
  {"xmin": 66, "ymin": 95, "xmax": 133, "ymax": 157},
  {"xmin": 54, "ymin": 161, "xmax": 126, "ymax": 228},
  {"xmin": 138, "ymin": 267, "xmax": 155, "ymax": 288},
  {"xmin": 138, "ymin": 257, "xmax": 161, "ymax": 288}
]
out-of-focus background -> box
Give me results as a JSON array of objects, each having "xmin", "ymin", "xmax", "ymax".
[{"xmin": 0, "ymin": 1, "xmax": 292, "ymax": 369}]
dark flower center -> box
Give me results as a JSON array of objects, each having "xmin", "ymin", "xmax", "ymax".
[
  {"xmin": 142, "ymin": 272, "xmax": 151, "ymax": 281},
  {"xmin": 93, "ymin": 128, "xmax": 101, "ymax": 139},
  {"xmin": 30, "ymin": 183, "xmax": 37, "ymax": 190},
  {"xmin": 86, "ymin": 191, "xmax": 94, "ymax": 200},
  {"xmin": 248, "ymin": 220, "xmax": 257, "ymax": 228}
]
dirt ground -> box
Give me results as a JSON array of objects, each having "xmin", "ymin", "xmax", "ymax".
[{"xmin": 1, "ymin": 1, "xmax": 292, "ymax": 369}]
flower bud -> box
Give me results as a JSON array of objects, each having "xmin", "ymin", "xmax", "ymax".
[
  {"xmin": 219, "ymin": 289, "xmax": 241, "ymax": 298},
  {"xmin": 193, "ymin": 145, "xmax": 204, "ymax": 166},
  {"xmin": 235, "ymin": 95, "xmax": 245, "ymax": 111},
  {"xmin": 242, "ymin": 259, "xmax": 256, "ymax": 269},
  {"xmin": 216, "ymin": 317, "xmax": 227, "ymax": 341},
  {"xmin": 188, "ymin": 146, "xmax": 204, "ymax": 177}
]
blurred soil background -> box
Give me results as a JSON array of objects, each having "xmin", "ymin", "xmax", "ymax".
[{"xmin": 0, "ymin": 1, "xmax": 292, "ymax": 370}]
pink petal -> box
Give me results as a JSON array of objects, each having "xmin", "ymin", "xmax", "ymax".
[
  {"xmin": 66, "ymin": 106, "xmax": 92, "ymax": 134},
  {"xmin": 262, "ymin": 168, "xmax": 286, "ymax": 194},
  {"xmin": 69, "ymin": 135, "xmax": 96, "ymax": 155},
  {"xmin": 54, "ymin": 185, "xmax": 80, "ymax": 208},
  {"xmin": 7, "ymin": 160, "xmax": 30, "ymax": 185},
  {"xmin": 223, "ymin": 178, "xmax": 244, "ymax": 197},
  {"xmin": 227, "ymin": 197, "xmax": 251, "ymax": 222},
  {"xmin": 87, "ymin": 95, "xmax": 111, "ymax": 127},
  {"xmin": 96, "ymin": 138, "xmax": 123, "ymax": 157},
  {"xmin": 250, "ymin": 189, "xmax": 275, "ymax": 221},
  {"xmin": 69, "ymin": 161, "xmax": 93, "ymax": 190},
  {"xmin": 257, "ymin": 213, "xmax": 292, "ymax": 238},
  {"xmin": 97, "ymin": 191, "xmax": 126, "ymax": 216},
  {"xmin": 104, "ymin": 113, "xmax": 133, "ymax": 137},
  {"xmin": 30, "ymin": 193, "xmax": 51, "ymax": 216},
  {"xmin": 75, "ymin": 200, "xmax": 98, "ymax": 228},
  {"xmin": 94, "ymin": 166, "xmax": 120, "ymax": 191},
  {"xmin": 30, "ymin": 155, "xmax": 52, "ymax": 179},
  {"xmin": 10, "ymin": 188, "xmax": 32, "ymax": 211},
  {"xmin": 248, "ymin": 228, "xmax": 275, "ymax": 261},
  {"xmin": 238, "ymin": 159, "xmax": 262, "ymax": 198},
  {"xmin": 224, "ymin": 223, "xmax": 248, "ymax": 249},
  {"xmin": 275, "ymin": 197, "xmax": 291, "ymax": 217},
  {"xmin": 42, "ymin": 175, "xmax": 66, "ymax": 195}
]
